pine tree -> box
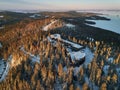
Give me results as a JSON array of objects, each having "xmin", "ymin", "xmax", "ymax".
[
  {"xmin": 58, "ymin": 63, "xmax": 63, "ymax": 77},
  {"xmin": 100, "ymin": 82, "xmax": 107, "ymax": 90},
  {"xmin": 82, "ymin": 83, "xmax": 89, "ymax": 90}
]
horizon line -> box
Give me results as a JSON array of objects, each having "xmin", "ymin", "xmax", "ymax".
[{"xmin": 1, "ymin": 9, "xmax": 120, "ymax": 12}]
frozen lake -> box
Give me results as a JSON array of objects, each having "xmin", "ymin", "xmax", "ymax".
[{"xmin": 78, "ymin": 10, "xmax": 120, "ymax": 34}]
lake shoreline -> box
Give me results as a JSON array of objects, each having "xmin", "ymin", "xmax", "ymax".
[{"xmin": 51, "ymin": 12, "xmax": 120, "ymax": 46}]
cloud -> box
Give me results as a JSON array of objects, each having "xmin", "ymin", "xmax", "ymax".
[
  {"xmin": 0, "ymin": 0, "xmax": 60, "ymax": 10},
  {"xmin": 0, "ymin": 0, "xmax": 120, "ymax": 10}
]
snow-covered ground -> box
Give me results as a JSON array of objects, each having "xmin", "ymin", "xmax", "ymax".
[
  {"xmin": 86, "ymin": 37, "xmax": 94, "ymax": 42},
  {"xmin": 0, "ymin": 59, "xmax": 5, "ymax": 75},
  {"xmin": 0, "ymin": 59, "xmax": 10, "ymax": 82},
  {"xmin": 83, "ymin": 47, "xmax": 94, "ymax": 66},
  {"xmin": 72, "ymin": 47, "xmax": 93, "ymax": 84},
  {"xmin": 0, "ymin": 43, "xmax": 2, "ymax": 48},
  {"xmin": 48, "ymin": 34, "xmax": 87, "ymax": 67},
  {"xmin": 71, "ymin": 47, "xmax": 93, "ymax": 80},
  {"xmin": 29, "ymin": 14, "xmax": 41, "ymax": 18},
  {"xmin": 116, "ymin": 67, "xmax": 120, "ymax": 76},
  {"xmin": 108, "ymin": 57, "xmax": 114, "ymax": 63},
  {"xmin": 50, "ymin": 34, "xmax": 61, "ymax": 40},
  {"xmin": 69, "ymin": 51, "xmax": 85, "ymax": 62},
  {"xmin": 43, "ymin": 20, "xmax": 58, "ymax": 31},
  {"xmin": 62, "ymin": 39, "xmax": 82, "ymax": 49},
  {"xmin": 20, "ymin": 47, "xmax": 40, "ymax": 63},
  {"xmin": 0, "ymin": 26, "xmax": 4, "ymax": 29},
  {"xmin": 0, "ymin": 46, "xmax": 40, "ymax": 82},
  {"xmin": 0, "ymin": 15, "xmax": 4, "ymax": 18},
  {"xmin": 66, "ymin": 47, "xmax": 93, "ymax": 75},
  {"xmin": 73, "ymin": 66, "xmax": 81, "ymax": 76},
  {"xmin": 103, "ymin": 65, "xmax": 110, "ymax": 76},
  {"xmin": 65, "ymin": 23, "xmax": 75, "ymax": 28},
  {"xmin": 50, "ymin": 34, "xmax": 83, "ymax": 49}
]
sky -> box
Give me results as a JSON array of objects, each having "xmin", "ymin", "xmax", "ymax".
[{"xmin": 0, "ymin": 0, "xmax": 120, "ymax": 10}]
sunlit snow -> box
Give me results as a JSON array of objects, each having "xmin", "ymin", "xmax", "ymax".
[{"xmin": 43, "ymin": 20, "xmax": 58, "ymax": 31}]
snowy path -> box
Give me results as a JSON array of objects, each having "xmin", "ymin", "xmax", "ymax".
[
  {"xmin": 20, "ymin": 47, "xmax": 40, "ymax": 63},
  {"xmin": 43, "ymin": 20, "xmax": 58, "ymax": 31},
  {"xmin": 0, "ymin": 59, "xmax": 10, "ymax": 82},
  {"xmin": 50, "ymin": 34, "xmax": 83, "ymax": 49}
]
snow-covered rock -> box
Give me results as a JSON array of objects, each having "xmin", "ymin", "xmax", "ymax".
[{"xmin": 50, "ymin": 34, "xmax": 61, "ymax": 40}]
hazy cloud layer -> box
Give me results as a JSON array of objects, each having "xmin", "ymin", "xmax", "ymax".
[{"xmin": 0, "ymin": 0, "xmax": 120, "ymax": 10}]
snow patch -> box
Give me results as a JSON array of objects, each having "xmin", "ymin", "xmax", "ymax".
[
  {"xmin": 0, "ymin": 58, "xmax": 11, "ymax": 82},
  {"xmin": 108, "ymin": 57, "xmax": 114, "ymax": 63},
  {"xmin": 73, "ymin": 66, "xmax": 81, "ymax": 76},
  {"xmin": 0, "ymin": 43, "xmax": 2, "ymax": 48},
  {"xmin": 29, "ymin": 14, "xmax": 41, "ymax": 18},
  {"xmin": 116, "ymin": 67, "xmax": 120, "ymax": 76},
  {"xmin": 63, "ymin": 66, "xmax": 67, "ymax": 72},
  {"xmin": 86, "ymin": 37, "xmax": 94, "ymax": 42},
  {"xmin": 69, "ymin": 51, "xmax": 85, "ymax": 62},
  {"xmin": 62, "ymin": 39, "xmax": 82, "ymax": 49},
  {"xmin": 83, "ymin": 47, "xmax": 94, "ymax": 66},
  {"xmin": 65, "ymin": 23, "xmax": 75, "ymax": 28},
  {"xmin": 50, "ymin": 34, "xmax": 61, "ymax": 40},
  {"xmin": 0, "ymin": 15, "xmax": 4, "ymax": 18},
  {"xmin": 47, "ymin": 36, "xmax": 52, "ymax": 42},
  {"xmin": 30, "ymin": 55, "xmax": 40, "ymax": 63},
  {"xmin": 0, "ymin": 26, "xmax": 4, "ymax": 29},
  {"xmin": 103, "ymin": 65, "xmax": 110, "ymax": 75},
  {"xmin": 45, "ymin": 15, "xmax": 49, "ymax": 18}
]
